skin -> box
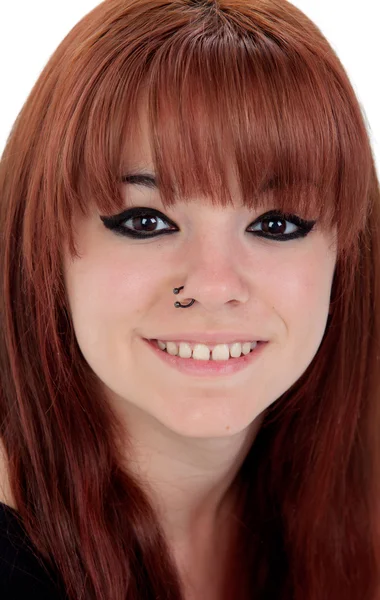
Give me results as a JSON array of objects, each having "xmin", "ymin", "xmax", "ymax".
[{"xmin": 62, "ymin": 107, "xmax": 337, "ymax": 587}]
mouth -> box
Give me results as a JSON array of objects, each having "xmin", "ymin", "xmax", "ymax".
[
  {"xmin": 149, "ymin": 338, "xmax": 258, "ymax": 359},
  {"xmin": 142, "ymin": 338, "xmax": 267, "ymax": 377}
]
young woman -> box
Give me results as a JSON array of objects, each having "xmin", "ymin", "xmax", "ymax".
[{"xmin": 0, "ymin": 0, "xmax": 379, "ymax": 598}]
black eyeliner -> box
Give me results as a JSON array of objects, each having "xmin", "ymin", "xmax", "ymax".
[
  {"xmin": 100, "ymin": 207, "xmax": 317, "ymax": 241},
  {"xmin": 100, "ymin": 207, "xmax": 178, "ymax": 239},
  {"xmin": 256, "ymin": 210, "xmax": 316, "ymax": 229},
  {"xmin": 100, "ymin": 207, "xmax": 174, "ymax": 228},
  {"xmin": 250, "ymin": 210, "xmax": 317, "ymax": 242}
]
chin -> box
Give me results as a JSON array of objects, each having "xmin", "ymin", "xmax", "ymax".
[{"xmin": 152, "ymin": 404, "xmax": 263, "ymax": 440}]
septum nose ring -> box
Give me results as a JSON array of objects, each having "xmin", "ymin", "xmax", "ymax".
[{"xmin": 173, "ymin": 286, "xmax": 196, "ymax": 308}]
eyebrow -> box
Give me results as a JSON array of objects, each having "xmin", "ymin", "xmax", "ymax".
[
  {"xmin": 121, "ymin": 173, "xmax": 158, "ymax": 190},
  {"xmin": 121, "ymin": 172, "xmax": 274, "ymax": 193},
  {"xmin": 120, "ymin": 172, "xmax": 315, "ymax": 194}
]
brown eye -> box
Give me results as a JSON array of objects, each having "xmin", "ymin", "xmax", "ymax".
[
  {"xmin": 261, "ymin": 217, "xmax": 289, "ymax": 235},
  {"xmin": 128, "ymin": 214, "xmax": 161, "ymax": 233},
  {"xmin": 100, "ymin": 207, "xmax": 178, "ymax": 239},
  {"xmin": 100, "ymin": 208, "xmax": 316, "ymax": 242},
  {"xmin": 247, "ymin": 211, "xmax": 316, "ymax": 242}
]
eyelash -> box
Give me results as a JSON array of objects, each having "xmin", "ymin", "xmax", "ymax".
[{"xmin": 100, "ymin": 207, "xmax": 317, "ymax": 242}]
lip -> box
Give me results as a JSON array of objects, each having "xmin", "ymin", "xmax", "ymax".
[
  {"xmin": 142, "ymin": 338, "xmax": 267, "ymax": 377},
  {"xmin": 147, "ymin": 332, "xmax": 266, "ymax": 345}
]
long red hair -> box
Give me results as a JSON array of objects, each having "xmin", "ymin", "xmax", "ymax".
[{"xmin": 1, "ymin": 0, "xmax": 379, "ymax": 598}]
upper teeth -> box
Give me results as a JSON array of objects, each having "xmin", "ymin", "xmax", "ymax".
[{"xmin": 156, "ymin": 340, "xmax": 257, "ymax": 360}]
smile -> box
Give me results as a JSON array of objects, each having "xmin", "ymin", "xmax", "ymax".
[
  {"xmin": 152, "ymin": 339, "xmax": 258, "ymax": 360},
  {"xmin": 143, "ymin": 338, "xmax": 267, "ymax": 377}
]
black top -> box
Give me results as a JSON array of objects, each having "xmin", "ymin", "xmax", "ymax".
[{"xmin": 0, "ymin": 502, "xmax": 67, "ymax": 599}]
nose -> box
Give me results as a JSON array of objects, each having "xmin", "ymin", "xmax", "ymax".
[{"xmin": 175, "ymin": 237, "xmax": 250, "ymax": 312}]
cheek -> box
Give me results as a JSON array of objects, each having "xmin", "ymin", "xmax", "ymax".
[
  {"xmin": 66, "ymin": 256, "xmax": 147, "ymax": 324},
  {"xmin": 272, "ymin": 253, "xmax": 334, "ymax": 353}
]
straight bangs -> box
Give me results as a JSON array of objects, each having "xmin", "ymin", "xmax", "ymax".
[{"xmin": 52, "ymin": 0, "xmax": 374, "ymax": 261}]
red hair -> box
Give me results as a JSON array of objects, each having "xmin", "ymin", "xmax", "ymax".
[{"xmin": 1, "ymin": 0, "xmax": 380, "ymax": 598}]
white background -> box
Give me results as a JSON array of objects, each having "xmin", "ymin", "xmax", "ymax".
[{"xmin": 0, "ymin": 0, "xmax": 379, "ymax": 175}]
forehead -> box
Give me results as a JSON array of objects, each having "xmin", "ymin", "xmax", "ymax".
[
  {"xmin": 124, "ymin": 99, "xmax": 154, "ymax": 170},
  {"xmin": 122, "ymin": 100, "xmax": 244, "ymax": 206}
]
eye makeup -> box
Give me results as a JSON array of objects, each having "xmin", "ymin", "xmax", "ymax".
[{"xmin": 100, "ymin": 207, "xmax": 317, "ymax": 242}]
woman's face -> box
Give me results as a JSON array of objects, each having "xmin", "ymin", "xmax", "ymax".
[{"xmin": 63, "ymin": 110, "xmax": 337, "ymax": 439}]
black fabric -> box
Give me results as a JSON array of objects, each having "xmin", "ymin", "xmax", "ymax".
[{"xmin": 0, "ymin": 502, "xmax": 67, "ymax": 599}]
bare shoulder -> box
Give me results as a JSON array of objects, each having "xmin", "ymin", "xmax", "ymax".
[{"xmin": 0, "ymin": 437, "xmax": 17, "ymax": 509}]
